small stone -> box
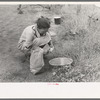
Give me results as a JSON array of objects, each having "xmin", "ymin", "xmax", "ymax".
[
  {"xmin": 64, "ymin": 65, "xmax": 68, "ymax": 68},
  {"xmin": 52, "ymin": 72, "xmax": 56, "ymax": 75},
  {"xmin": 61, "ymin": 77, "xmax": 66, "ymax": 81}
]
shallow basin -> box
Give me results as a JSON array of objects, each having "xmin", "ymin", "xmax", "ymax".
[{"xmin": 49, "ymin": 57, "xmax": 73, "ymax": 66}]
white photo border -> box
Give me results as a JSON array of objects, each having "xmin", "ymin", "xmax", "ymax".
[{"xmin": 0, "ymin": 1, "xmax": 100, "ymax": 98}]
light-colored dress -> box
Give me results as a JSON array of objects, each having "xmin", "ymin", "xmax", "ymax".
[{"xmin": 18, "ymin": 24, "xmax": 53, "ymax": 74}]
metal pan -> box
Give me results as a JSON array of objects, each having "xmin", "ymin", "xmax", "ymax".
[{"xmin": 49, "ymin": 57, "xmax": 73, "ymax": 66}]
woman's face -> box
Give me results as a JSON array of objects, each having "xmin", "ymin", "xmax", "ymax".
[{"xmin": 38, "ymin": 28, "xmax": 49, "ymax": 36}]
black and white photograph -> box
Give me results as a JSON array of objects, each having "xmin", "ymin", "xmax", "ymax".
[{"xmin": 0, "ymin": 2, "xmax": 100, "ymax": 83}]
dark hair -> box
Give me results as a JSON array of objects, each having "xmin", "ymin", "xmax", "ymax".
[{"xmin": 36, "ymin": 16, "xmax": 51, "ymax": 29}]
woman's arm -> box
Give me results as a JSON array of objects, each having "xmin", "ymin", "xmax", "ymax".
[
  {"xmin": 32, "ymin": 34, "xmax": 51, "ymax": 46},
  {"xmin": 23, "ymin": 28, "xmax": 36, "ymax": 50}
]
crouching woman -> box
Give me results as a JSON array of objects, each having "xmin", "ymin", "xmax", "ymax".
[{"xmin": 18, "ymin": 16, "xmax": 54, "ymax": 75}]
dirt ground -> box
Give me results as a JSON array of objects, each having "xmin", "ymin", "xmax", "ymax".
[{"xmin": 0, "ymin": 5, "xmax": 58, "ymax": 82}]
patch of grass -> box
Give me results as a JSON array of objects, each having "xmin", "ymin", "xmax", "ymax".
[{"xmin": 49, "ymin": 5, "xmax": 100, "ymax": 82}]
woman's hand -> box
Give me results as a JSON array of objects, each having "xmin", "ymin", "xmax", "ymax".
[
  {"xmin": 42, "ymin": 44, "xmax": 50, "ymax": 54},
  {"xmin": 43, "ymin": 47, "xmax": 50, "ymax": 54},
  {"xmin": 23, "ymin": 46, "xmax": 30, "ymax": 53}
]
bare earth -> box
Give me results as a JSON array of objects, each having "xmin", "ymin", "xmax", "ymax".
[{"xmin": 0, "ymin": 5, "xmax": 55, "ymax": 82}]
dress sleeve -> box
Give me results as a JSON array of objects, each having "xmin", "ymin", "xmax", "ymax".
[
  {"xmin": 32, "ymin": 32, "xmax": 52, "ymax": 47},
  {"xmin": 23, "ymin": 29, "xmax": 35, "ymax": 48}
]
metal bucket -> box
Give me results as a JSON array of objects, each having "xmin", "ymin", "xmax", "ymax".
[{"xmin": 54, "ymin": 16, "xmax": 61, "ymax": 25}]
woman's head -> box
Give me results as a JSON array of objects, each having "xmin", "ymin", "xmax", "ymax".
[
  {"xmin": 37, "ymin": 16, "xmax": 51, "ymax": 29},
  {"xmin": 36, "ymin": 16, "xmax": 51, "ymax": 36}
]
